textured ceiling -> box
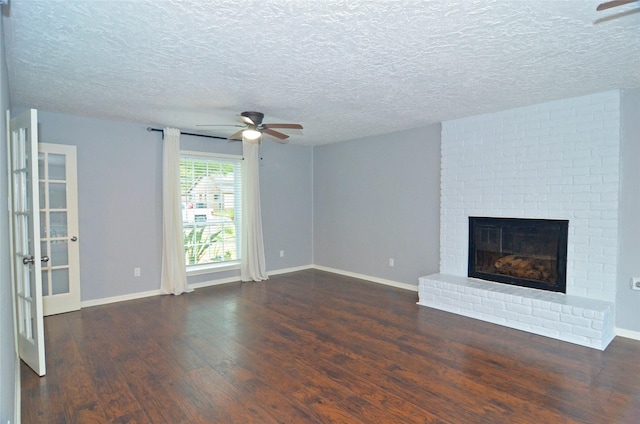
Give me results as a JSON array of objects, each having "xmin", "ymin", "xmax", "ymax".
[{"xmin": 3, "ymin": 0, "xmax": 640, "ymax": 146}]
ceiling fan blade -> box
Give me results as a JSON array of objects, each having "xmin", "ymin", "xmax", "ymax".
[
  {"xmin": 238, "ymin": 115, "xmax": 255, "ymax": 126},
  {"xmin": 263, "ymin": 128, "xmax": 290, "ymax": 140},
  {"xmin": 263, "ymin": 123, "xmax": 304, "ymax": 130},
  {"xmin": 597, "ymin": 0, "xmax": 638, "ymax": 11},
  {"xmin": 196, "ymin": 124, "xmax": 243, "ymax": 127},
  {"xmin": 271, "ymin": 138, "xmax": 290, "ymax": 144},
  {"xmin": 227, "ymin": 129, "xmax": 244, "ymax": 141}
]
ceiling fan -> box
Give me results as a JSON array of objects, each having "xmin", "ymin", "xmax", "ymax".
[
  {"xmin": 597, "ymin": 0, "xmax": 639, "ymax": 11},
  {"xmin": 199, "ymin": 111, "xmax": 303, "ymax": 143}
]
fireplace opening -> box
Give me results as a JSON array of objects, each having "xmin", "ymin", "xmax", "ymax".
[{"xmin": 468, "ymin": 217, "xmax": 568, "ymax": 293}]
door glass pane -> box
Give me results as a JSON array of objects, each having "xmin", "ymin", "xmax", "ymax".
[
  {"xmin": 41, "ymin": 270, "xmax": 49, "ymax": 296},
  {"xmin": 40, "ymin": 212, "xmax": 47, "ymax": 238},
  {"xmin": 50, "ymin": 240, "xmax": 69, "ymax": 267},
  {"xmin": 26, "ymin": 261, "xmax": 34, "ymax": 298},
  {"xmin": 48, "ymin": 154, "xmax": 66, "ymax": 180},
  {"xmin": 25, "ymin": 169, "xmax": 32, "ymax": 209},
  {"xmin": 49, "ymin": 183, "xmax": 67, "ymax": 209},
  {"xmin": 39, "ymin": 182, "xmax": 46, "ymax": 209},
  {"xmin": 51, "ymin": 269, "xmax": 69, "ymax": 295},
  {"xmin": 50, "ymin": 212, "xmax": 67, "ymax": 237},
  {"xmin": 19, "ymin": 217, "xmax": 27, "ymax": 257},
  {"xmin": 15, "ymin": 172, "xmax": 23, "ymax": 212},
  {"xmin": 40, "ymin": 241, "xmax": 48, "ymax": 258},
  {"xmin": 38, "ymin": 153, "xmax": 45, "ymax": 178},
  {"xmin": 23, "ymin": 301, "xmax": 32, "ymax": 339}
]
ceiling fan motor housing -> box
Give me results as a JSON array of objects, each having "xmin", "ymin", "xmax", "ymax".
[
  {"xmin": 241, "ymin": 111, "xmax": 264, "ymax": 126},
  {"xmin": 227, "ymin": 111, "xmax": 301, "ymax": 142}
]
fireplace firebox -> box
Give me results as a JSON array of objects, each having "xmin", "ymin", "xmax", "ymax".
[{"xmin": 468, "ymin": 217, "xmax": 569, "ymax": 293}]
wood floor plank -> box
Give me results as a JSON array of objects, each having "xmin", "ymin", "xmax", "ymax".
[
  {"xmin": 108, "ymin": 408, "xmax": 151, "ymax": 424},
  {"xmin": 21, "ymin": 269, "xmax": 640, "ymax": 424},
  {"xmin": 294, "ymin": 395, "xmax": 368, "ymax": 424},
  {"xmin": 117, "ymin": 355, "xmax": 190, "ymax": 423},
  {"xmin": 182, "ymin": 366, "xmax": 280, "ymax": 424},
  {"xmin": 20, "ymin": 365, "xmax": 68, "ymax": 424}
]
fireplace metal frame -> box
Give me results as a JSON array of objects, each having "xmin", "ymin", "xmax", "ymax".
[{"xmin": 468, "ymin": 217, "xmax": 569, "ymax": 293}]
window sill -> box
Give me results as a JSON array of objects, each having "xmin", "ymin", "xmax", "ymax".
[{"xmin": 186, "ymin": 261, "xmax": 240, "ymax": 276}]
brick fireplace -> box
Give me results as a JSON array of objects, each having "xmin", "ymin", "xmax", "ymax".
[{"xmin": 418, "ymin": 91, "xmax": 620, "ymax": 350}]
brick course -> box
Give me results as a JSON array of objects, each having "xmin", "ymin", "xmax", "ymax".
[{"xmin": 418, "ymin": 274, "xmax": 615, "ymax": 350}]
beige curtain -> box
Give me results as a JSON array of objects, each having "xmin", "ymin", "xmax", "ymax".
[
  {"xmin": 240, "ymin": 137, "xmax": 268, "ymax": 281},
  {"xmin": 161, "ymin": 128, "xmax": 192, "ymax": 294}
]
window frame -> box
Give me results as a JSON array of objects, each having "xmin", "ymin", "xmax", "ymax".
[{"xmin": 180, "ymin": 150, "xmax": 242, "ymax": 275}]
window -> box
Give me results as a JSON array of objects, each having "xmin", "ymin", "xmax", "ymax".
[{"xmin": 180, "ymin": 152, "xmax": 241, "ymax": 270}]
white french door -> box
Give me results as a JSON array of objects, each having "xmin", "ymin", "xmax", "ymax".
[
  {"xmin": 8, "ymin": 109, "xmax": 46, "ymax": 376},
  {"xmin": 38, "ymin": 143, "xmax": 81, "ymax": 315}
]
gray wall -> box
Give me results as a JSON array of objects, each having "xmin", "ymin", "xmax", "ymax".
[
  {"xmin": 313, "ymin": 125, "xmax": 441, "ymax": 286},
  {"xmin": 37, "ymin": 111, "xmax": 313, "ymax": 301},
  {"xmin": 38, "ymin": 112, "xmax": 164, "ymax": 300},
  {"xmin": 617, "ymin": 88, "xmax": 640, "ymax": 331},
  {"xmin": 0, "ymin": 11, "xmax": 16, "ymax": 422},
  {"xmin": 260, "ymin": 141, "xmax": 313, "ymax": 270}
]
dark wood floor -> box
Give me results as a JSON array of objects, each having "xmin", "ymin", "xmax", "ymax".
[{"xmin": 21, "ymin": 269, "xmax": 640, "ymax": 423}]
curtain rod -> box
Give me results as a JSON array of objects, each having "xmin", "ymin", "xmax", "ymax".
[{"xmin": 146, "ymin": 127, "xmax": 228, "ymax": 141}]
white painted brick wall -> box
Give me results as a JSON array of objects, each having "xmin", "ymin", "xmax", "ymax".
[{"xmin": 440, "ymin": 91, "xmax": 621, "ymax": 302}]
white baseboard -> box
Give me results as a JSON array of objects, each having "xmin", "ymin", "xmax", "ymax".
[
  {"xmin": 311, "ymin": 265, "xmax": 418, "ymax": 292},
  {"xmin": 189, "ymin": 265, "xmax": 314, "ymax": 289},
  {"xmin": 81, "ymin": 289, "xmax": 164, "ymax": 308},
  {"xmin": 268, "ymin": 265, "xmax": 314, "ymax": 276},
  {"xmin": 189, "ymin": 276, "xmax": 242, "ymax": 289},
  {"xmin": 615, "ymin": 327, "xmax": 640, "ymax": 341},
  {"xmin": 79, "ymin": 264, "xmax": 416, "ymax": 308},
  {"xmin": 81, "ymin": 266, "xmax": 316, "ymax": 306}
]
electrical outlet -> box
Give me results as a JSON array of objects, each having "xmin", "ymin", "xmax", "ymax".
[
  {"xmin": 134, "ymin": 267, "xmax": 141, "ymax": 277},
  {"xmin": 632, "ymin": 278, "xmax": 640, "ymax": 291},
  {"xmin": 389, "ymin": 258, "xmax": 394, "ymax": 267},
  {"xmin": 280, "ymin": 250, "xmax": 284, "ymax": 257}
]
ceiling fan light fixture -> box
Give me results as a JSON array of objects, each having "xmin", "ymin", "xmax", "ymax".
[{"xmin": 242, "ymin": 129, "xmax": 262, "ymax": 140}]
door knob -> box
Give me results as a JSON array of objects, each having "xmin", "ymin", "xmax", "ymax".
[
  {"xmin": 22, "ymin": 256, "xmax": 35, "ymax": 265},
  {"xmin": 41, "ymin": 256, "xmax": 50, "ymax": 263},
  {"xmin": 70, "ymin": 236, "xmax": 78, "ymax": 242}
]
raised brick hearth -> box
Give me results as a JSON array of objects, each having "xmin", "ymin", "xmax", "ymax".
[{"xmin": 418, "ymin": 274, "xmax": 615, "ymax": 350}]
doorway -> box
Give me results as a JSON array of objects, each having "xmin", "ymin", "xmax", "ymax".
[{"xmin": 38, "ymin": 143, "xmax": 81, "ymax": 315}]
